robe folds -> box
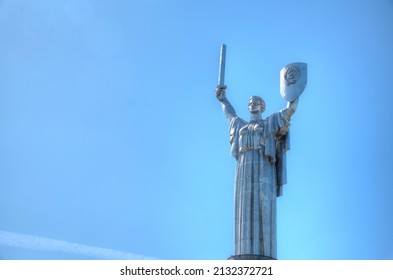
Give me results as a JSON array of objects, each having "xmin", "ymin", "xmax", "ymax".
[{"xmin": 229, "ymin": 109, "xmax": 291, "ymax": 258}]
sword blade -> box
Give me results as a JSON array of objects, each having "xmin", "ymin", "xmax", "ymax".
[{"xmin": 218, "ymin": 44, "xmax": 226, "ymax": 85}]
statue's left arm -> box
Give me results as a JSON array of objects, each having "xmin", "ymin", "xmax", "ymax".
[
  {"xmin": 284, "ymin": 97, "xmax": 299, "ymax": 120},
  {"xmin": 273, "ymin": 97, "xmax": 298, "ymax": 137},
  {"xmin": 273, "ymin": 98, "xmax": 298, "ymax": 196}
]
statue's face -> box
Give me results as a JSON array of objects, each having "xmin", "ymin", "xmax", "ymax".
[{"xmin": 248, "ymin": 97, "xmax": 265, "ymax": 113}]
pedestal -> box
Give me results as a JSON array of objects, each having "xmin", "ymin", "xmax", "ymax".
[{"xmin": 228, "ymin": 254, "xmax": 276, "ymax": 260}]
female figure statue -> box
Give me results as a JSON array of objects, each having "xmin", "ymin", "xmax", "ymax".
[{"xmin": 216, "ymin": 85, "xmax": 299, "ymax": 260}]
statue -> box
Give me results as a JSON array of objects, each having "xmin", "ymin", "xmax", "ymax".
[{"xmin": 216, "ymin": 45, "xmax": 307, "ymax": 260}]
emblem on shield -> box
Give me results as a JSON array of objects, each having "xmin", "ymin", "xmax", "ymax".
[{"xmin": 280, "ymin": 62, "xmax": 307, "ymax": 102}]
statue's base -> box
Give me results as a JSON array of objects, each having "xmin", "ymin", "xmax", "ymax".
[{"xmin": 228, "ymin": 254, "xmax": 276, "ymax": 260}]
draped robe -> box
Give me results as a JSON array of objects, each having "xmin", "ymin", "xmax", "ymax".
[{"xmin": 229, "ymin": 109, "xmax": 291, "ymax": 258}]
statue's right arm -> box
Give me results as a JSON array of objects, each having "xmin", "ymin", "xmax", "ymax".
[
  {"xmin": 221, "ymin": 98, "xmax": 237, "ymax": 121},
  {"xmin": 216, "ymin": 85, "xmax": 237, "ymax": 121}
]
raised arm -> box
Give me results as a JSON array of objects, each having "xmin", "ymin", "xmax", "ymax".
[
  {"xmin": 284, "ymin": 97, "xmax": 299, "ymax": 119},
  {"xmin": 216, "ymin": 85, "xmax": 237, "ymax": 121}
]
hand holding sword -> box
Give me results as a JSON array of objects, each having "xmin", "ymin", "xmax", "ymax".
[
  {"xmin": 215, "ymin": 44, "xmax": 237, "ymax": 120},
  {"xmin": 216, "ymin": 44, "xmax": 227, "ymax": 102}
]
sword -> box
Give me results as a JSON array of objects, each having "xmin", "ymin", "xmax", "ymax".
[{"xmin": 218, "ymin": 44, "xmax": 226, "ymax": 86}]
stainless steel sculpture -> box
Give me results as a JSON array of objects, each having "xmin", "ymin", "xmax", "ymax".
[{"xmin": 216, "ymin": 45, "xmax": 307, "ymax": 260}]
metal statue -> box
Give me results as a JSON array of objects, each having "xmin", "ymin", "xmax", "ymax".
[{"xmin": 216, "ymin": 44, "xmax": 307, "ymax": 260}]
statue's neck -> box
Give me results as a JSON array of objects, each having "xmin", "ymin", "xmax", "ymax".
[{"xmin": 250, "ymin": 112, "xmax": 262, "ymax": 122}]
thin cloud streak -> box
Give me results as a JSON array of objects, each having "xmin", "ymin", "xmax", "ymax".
[{"xmin": 0, "ymin": 230, "xmax": 156, "ymax": 260}]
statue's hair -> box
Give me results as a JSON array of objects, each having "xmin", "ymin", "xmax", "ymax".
[{"xmin": 249, "ymin": 96, "xmax": 266, "ymax": 112}]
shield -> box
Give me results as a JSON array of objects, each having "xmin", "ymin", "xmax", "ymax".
[{"xmin": 280, "ymin": 62, "xmax": 307, "ymax": 102}]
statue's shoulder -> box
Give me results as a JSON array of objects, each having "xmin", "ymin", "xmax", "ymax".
[
  {"xmin": 230, "ymin": 116, "xmax": 248, "ymax": 128},
  {"xmin": 264, "ymin": 112, "xmax": 278, "ymax": 126},
  {"xmin": 266, "ymin": 110, "xmax": 290, "ymax": 123}
]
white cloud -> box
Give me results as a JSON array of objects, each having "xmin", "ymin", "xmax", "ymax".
[{"xmin": 0, "ymin": 230, "xmax": 156, "ymax": 260}]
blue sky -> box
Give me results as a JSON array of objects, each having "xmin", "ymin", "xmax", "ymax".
[{"xmin": 1, "ymin": 0, "xmax": 393, "ymax": 260}]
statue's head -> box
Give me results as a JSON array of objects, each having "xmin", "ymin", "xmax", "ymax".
[{"xmin": 248, "ymin": 96, "xmax": 265, "ymax": 114}]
